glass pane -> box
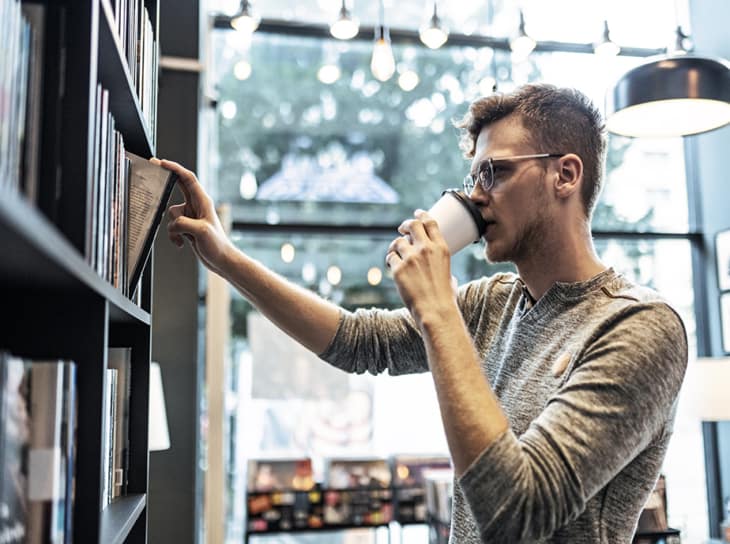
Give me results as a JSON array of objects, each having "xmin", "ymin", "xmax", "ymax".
[
  {"xmin": 210, "ymin": 0, "xmax": 680, "ymax": 49},
  {"xmin": 211, "ymin": 30, "xmax": 688, "ymax": 233}
]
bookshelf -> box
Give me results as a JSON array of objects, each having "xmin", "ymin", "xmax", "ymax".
[{"xmin": 1, "ymin": 0, "xmax": 160, "ymax": 542}]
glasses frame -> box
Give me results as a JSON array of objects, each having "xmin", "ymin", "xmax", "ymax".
[{"xmin": 463, "ymin": 153, "xmax": 565, "ymax": 195}]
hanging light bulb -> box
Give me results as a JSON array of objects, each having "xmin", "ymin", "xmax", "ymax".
[
  {"xmin": 398, "ymin": 68, "xmax": 419, "ymax": 91},
  {"xmin": 509, "ymin": 10, "xmax": 535, "ymax": 62},
  {"xmin": 280, "ymin": 243, "xmax": 295, "ymax": 263},
  {"xmin": 318, "ymin": 63, "xmax": 341, "ymax": 84},
  {"xmin": 594, "ymin": 20, "xmax": 620, "ymax": 57},
  {"xmin": 330, "ymin": 0, "xmax": 359, "ymax": 40},
  {"xmin": 371, "ymin": 24, "xmax": 395, "ymax": 81},
  {"xmin": 367, "ymin": 267, "xmax": 382, "ymax": 286},
  {"xmin": 234, "ymin": 59, "xmax": 252, "ymax": 80},
  {"xmin": 326, "ymin": 265, "xmax": 342, "ymax": 285},
  {"xmin": 419, "ymin": 2, "xmax": 448, "ymax": 50},
  {"xmin": 231, "ymin": 0, "xmax": 260, "ymax": 34}
]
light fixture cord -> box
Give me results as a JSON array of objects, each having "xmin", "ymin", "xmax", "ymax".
[{"xmin": 673, "ymin": 0, "xmax": 691, "ymax": 36}]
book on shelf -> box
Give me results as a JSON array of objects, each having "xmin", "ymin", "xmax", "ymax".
[
  {"xmin": 109, "ymin": 0, "xmax": 158, "ymax": 135},
  {"xmin": 247, "ymin": 458, "xmax": 315, "ymax": 493},
  {"xmin": 3, "ymin": 0, "xmax": 164, "ymax": 300},
  {"xmin": 324, "ymin": 457, "xmax": 392, "ymax": 490},
  {"xmin": 423, "ymin": 468, "xmax": 453, "ymax": 526},
  {"xmin": 390, "ymin": 454, "xmax": 451, "ymax": 523},
  {"xmin": 0, "ymin": 353, "xmax": 77, "ymax": 544},
  {"xmin": 245, "ymin": 458, "xmax": 320, "ymax": 533},
  {"xmin": 102, "ymin": 367, "xmax": 117, "ymax": 508},
  {"xmin": 0, "ymin": 352, "xmax": 28, "ymax": 544},
  {"xmin": 85, "ymin": 91, "xmax": 176, "ymax": 297},
  {"xmin": 107, "ymin": 348, "xmax": 132, "ymax": 500},
  {"xmin": 0, "ymin": 0, "xmax": 45, "ymax": 201},
  {"xmin": 125, "ymin": 151, "xmax": 178, "ymax": 296},
  {"xmin": 323, "ymin": 457, "xmax": 393, "ymax": 526}
]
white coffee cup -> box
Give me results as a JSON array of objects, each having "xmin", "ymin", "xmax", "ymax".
[{"xmin": 427, "ymin": 190, "xmax": 487, "ymax": 255}]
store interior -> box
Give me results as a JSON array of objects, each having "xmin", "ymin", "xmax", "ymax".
[{"xmin": 143, "ymin": 1, "xmax": 730, "ymax": 543}]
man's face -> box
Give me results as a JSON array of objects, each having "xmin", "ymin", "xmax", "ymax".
[{"xmin": 469, "ymin": 115, "xmax": 554, "ymax": 265}]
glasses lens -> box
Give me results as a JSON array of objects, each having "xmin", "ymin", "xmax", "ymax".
[
  {"xmin": 479, "ymin": 160, "xmax": 492, "ymax": 191},
  {"xmin": 463, "ymin": 175, "xmax": 475, "ymax": 194}
]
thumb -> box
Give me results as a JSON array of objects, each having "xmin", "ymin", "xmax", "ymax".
[{"xmin": 168, "ymin": 214, "xmax": 203, "ymax": 240}]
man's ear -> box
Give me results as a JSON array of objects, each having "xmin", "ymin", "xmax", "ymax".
[{"xmin": 553, "ymin": 153, "xmax": 583, "ymax": 200}]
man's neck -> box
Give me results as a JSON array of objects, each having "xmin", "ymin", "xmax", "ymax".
[{"xmin": 516, "ymin": 233, "xmax": 607, "ymax": 301}]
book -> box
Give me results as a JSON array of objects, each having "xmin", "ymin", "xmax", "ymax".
[
  {"xmin": 60, "ymin": 363, "xmax": 76, "ymax": 544},
  {"xmin": 19, "ymin": 3, "xmax": 45, "ymax": 203},
  {"xmin": 324, "ymin": 457, "xmax": 391, "ymax": 490},
  {"xmin": 390, "ymin": 454, "xmax": 451, "ymax": 523},
  {"xmin": 102, "ymin": 368, "xmax": 117, "ymax": 507},
  {"xmin": 246, "ymin": 458, "xmax": 315, "ymax": 492},
  {"xmin": 423, "ymin": 468, "xmax": 453, "ymax": 525},
  {"xmin": 0, "ymin": 353, "xmax": 29, "ymax": 544},
  {"xmin": 125, "ymin": 151, "xmax": 178, "ymax": 296},
  {"xmin": 107, "ymin": 348, "xmax": 131, "ymax": 499},
  {"xmin": 26, "ymin": 361, "xmax": 67, "ymax": 544}
]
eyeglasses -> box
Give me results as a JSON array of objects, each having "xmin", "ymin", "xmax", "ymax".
[{"xmin": 462, "ymin": 153, "xmax": 565, "ymax": 195}]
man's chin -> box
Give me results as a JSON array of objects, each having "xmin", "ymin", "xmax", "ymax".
[{"xmin": 485, "ymin": 245, "xmax": 509, "ymax": 264}]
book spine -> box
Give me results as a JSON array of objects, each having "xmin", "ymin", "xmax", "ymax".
[
  {"xmin": 61, "ymin": 362, "xmax": 76, "ymax": 544},
  {"xmin": 20, "ymin": 3, "xmax": 46, "ymax": 204},
  {"xmin": 26, "ymin": 361, "xmax": 65, "ymax": 544},
  {"xmin": 0, "ymin": 353, "xmax": 29, "ymax": 544}
]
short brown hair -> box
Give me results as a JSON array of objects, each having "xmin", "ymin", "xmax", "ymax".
[{"xmin": 455, "ymin": 84, "xmax": 607, "ymax": 218}]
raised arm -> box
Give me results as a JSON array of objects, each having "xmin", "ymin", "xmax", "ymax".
[{"xmin": 160, "ymin": 159, "xmax": 342, "ymax": 354}]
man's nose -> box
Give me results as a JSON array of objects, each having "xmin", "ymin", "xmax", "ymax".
[{"xmin": 468, "ymin": 183, "xmax": 490, "ymax": 205}]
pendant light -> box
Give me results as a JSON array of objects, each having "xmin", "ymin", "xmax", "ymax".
[
  {"xmin": 606, "ymin": 3, "xmax": 730, "ymax": 138},
  {"xmin": 606, "ymin": 54, "xmax": 730, "ymax": 137},
  {"xmin": 593, "ymin": 20, "xmax": 620, "ymax": 57},
  {"xmin": 330, "ymin": 0, "xmax": 359, "ymax": 40},
  {"xmin": 231, "ymin": 0, "xmax": 260, "ymax": 34},
  {"xmin": 509, "ymin": 10, "xmax": 535, "ymax": 62},
  {"xmin": 419, "ymin": 2, "xmax": 449, "ymax": 50},
  {"xmin": 371, "ymin": 0, "xmax": 395, "ymax": 81}
]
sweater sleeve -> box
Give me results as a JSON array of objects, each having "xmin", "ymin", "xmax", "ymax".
[
  {"xmin": 318, "ymin": 306, "xmax": 430, "ymax": 375},
  {"xmin": 457, "ymin": 302, "xmax": 688, "ymax": 542},
  {"xmin": 318, "ymin": 276, "xmax": 499, "ymax": 376}
]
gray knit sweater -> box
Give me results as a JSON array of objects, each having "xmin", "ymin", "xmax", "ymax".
[{"xmin": 319, "ymin": 269, "xmax": 688, "ymax": 543}]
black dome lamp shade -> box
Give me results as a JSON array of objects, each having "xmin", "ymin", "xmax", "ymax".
[{"xmin": 605, "ymin": 54, "xmax": 730, "ymax": 137}]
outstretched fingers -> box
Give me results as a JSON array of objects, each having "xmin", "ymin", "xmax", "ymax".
[{"xmin": 159, "ymin": 159, "xmax": 207, "ymax": 212}]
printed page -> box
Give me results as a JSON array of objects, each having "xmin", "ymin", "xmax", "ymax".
[{"xmin": 125, "ymin": 151, "xmax": 177, "ymax": 293}]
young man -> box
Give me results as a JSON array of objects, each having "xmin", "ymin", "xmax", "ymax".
[{"xmin": 162, "ymin": 84, "xmax": 687, "ymax": 543}]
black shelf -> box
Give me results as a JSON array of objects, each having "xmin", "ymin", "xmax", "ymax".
[
  {"xmin": 98, "ymin": 0, "xmax": 154, "ymax": 158},
  {"xmin": 0, "ymin": 184, "xmax": 150, "ymax": 325},
  {"xmin": 100, "ymin": 494, "xmax": 147, "ymax": 544}
]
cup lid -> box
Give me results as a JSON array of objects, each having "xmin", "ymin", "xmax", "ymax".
[{"xmin": 442, "ymin": 189, "xmax": 487, "ymax": 238}]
